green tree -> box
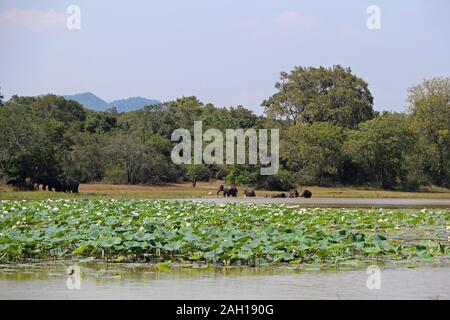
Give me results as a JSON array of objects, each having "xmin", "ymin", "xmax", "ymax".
[
  {"xmin": 62, "ymin": 132, "xmax": 106, "ymax": 182},
  {"xmin": 104, "ymin": 132, "xmax": 179, "ymax": 184},
  {"xmin": 407, "ymin": 77, "xmax": 450, "ymax": 107},
  {"xmin": 104, "ymin": 133, "xmax": 148, "ymax": 184},
  {"xmin": 225, "ymin": 165, "xmax": 260, "ymax": 187},
  {"xmin": 200, "ymin": 104, "xmax": 233, "ymax": 131},
  {"xmin": 263, "ymin": 65, "xmax": 375, "ymax": 128},
  {"xmin": 84, "ymin": 109, "xmax": 118, "ymax": 133},
  {"xmin": 31, "ymin": 94, "xmax": 87, "ymax": 126},
  {"xmin": 0, "ymin": 104, "xmax": 61, "ymax": 182},
  {"xmin": 408, "ymin": 78, "xmax": 450, "ymax": 187},
  {"xmin": 228, "ymin": 106, "xmax": 258, "ymax": 129},
  {"xmin": 284, "ymin": 122, "xmax": 346, "ymax": 185},
  {"xmin": 186, "ymin": 164, "xmax": 211, "ymax": 185},
  {"xmin": 344, "ymin": 113, "xmax": 415, "ymax": 189}
]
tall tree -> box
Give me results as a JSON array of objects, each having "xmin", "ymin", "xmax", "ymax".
[
  {"xmin": 344, "ymin": 113, "xmax": 415, "ymax": 189},
  {"xmin": 62, "ymin": 132, "xmax": 106, "ymax": 182},
  {"xmin": 262, "ymin": 65, "xmax": 375, "ymax": 128},
  {"xmin": 408, "ymin": 78, "xmax": 450, "ymax": 187},
  {"xmin": 407, "ymin": 77, "xmax": 450, "ymax": 108},
  {"xmin": 0, "ymin": 104, "xmax": 61, "ymax": 182},
  {"xmin": 284, "ymin": 122, "xmax": 346, "ymax": 185}
]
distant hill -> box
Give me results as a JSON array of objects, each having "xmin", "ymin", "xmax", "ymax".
[
  {"xmin": 63, "ymin": 92, "xmax": 160, "ymax": 112},
  {"xmin": 63, "ymin": 92, "xmax": 109, "ymax": 111},
  {"xmin": 109, "ymin": 97, "xmax": 160, "ymax": 112}
]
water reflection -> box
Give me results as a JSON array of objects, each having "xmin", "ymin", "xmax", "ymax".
[{"xmin": 0, "ymin": 262, "xmax": 449, "ymax": 299}]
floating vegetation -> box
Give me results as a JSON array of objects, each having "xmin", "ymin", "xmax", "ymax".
[{"xmin": 0, "ymin": 200, "xmax": 449, "ymax": 265}]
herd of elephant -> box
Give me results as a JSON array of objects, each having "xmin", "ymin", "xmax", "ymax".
[
  {"xmin": 7, "ymin": 178, "xmax": 310, "ymax": 198},
  {"xmin": 216, "ymin": 185, "xmax": 312, "ymax": 198},
  {"xmin": 7, "ymin": 176, "xmax": 80, "ymax": 193}
]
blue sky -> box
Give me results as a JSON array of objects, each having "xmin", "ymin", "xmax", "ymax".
[{"xmin": 1, "ymin": 0, "xmax": 449, "ymax": 113}]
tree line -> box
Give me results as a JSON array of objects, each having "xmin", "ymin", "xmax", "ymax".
[{"xmin": 0, "ymin": 66, "xmax": 449, "ymax": 191}]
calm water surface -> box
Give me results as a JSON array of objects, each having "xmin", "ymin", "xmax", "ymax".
[
  {"xmin": 1, "ymin": 262, "xmax": 449, "ymax": 299},
  {"xmin": 172, "ymin": 197, "xmax": 450, "ymax": 208}
]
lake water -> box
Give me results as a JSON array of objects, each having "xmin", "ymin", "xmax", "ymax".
[
  {"xmin": 172, "ymin": 197, "xmax": 450, "ymax": 208},
  {"xmin": 1, "ymin": 262, "xmax": 449, "ymax": 299}
]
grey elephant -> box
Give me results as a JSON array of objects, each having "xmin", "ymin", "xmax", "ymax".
[
  {"xmin": 244, "ymin": 189, "xmax": 256, "ymax": 197},
  {"xmin": 217, "ymin": 185, "xmax": 238, "ymax": 197}
]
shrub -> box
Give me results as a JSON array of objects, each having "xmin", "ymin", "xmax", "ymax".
[{"xmin": 263, "ymin": 169, "xmax": 297, "ymax": 191}]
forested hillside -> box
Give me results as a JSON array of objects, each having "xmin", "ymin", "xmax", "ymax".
[{"xmin": 1, "ymin": 66, "xmax": 449, "ymax": 190}]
